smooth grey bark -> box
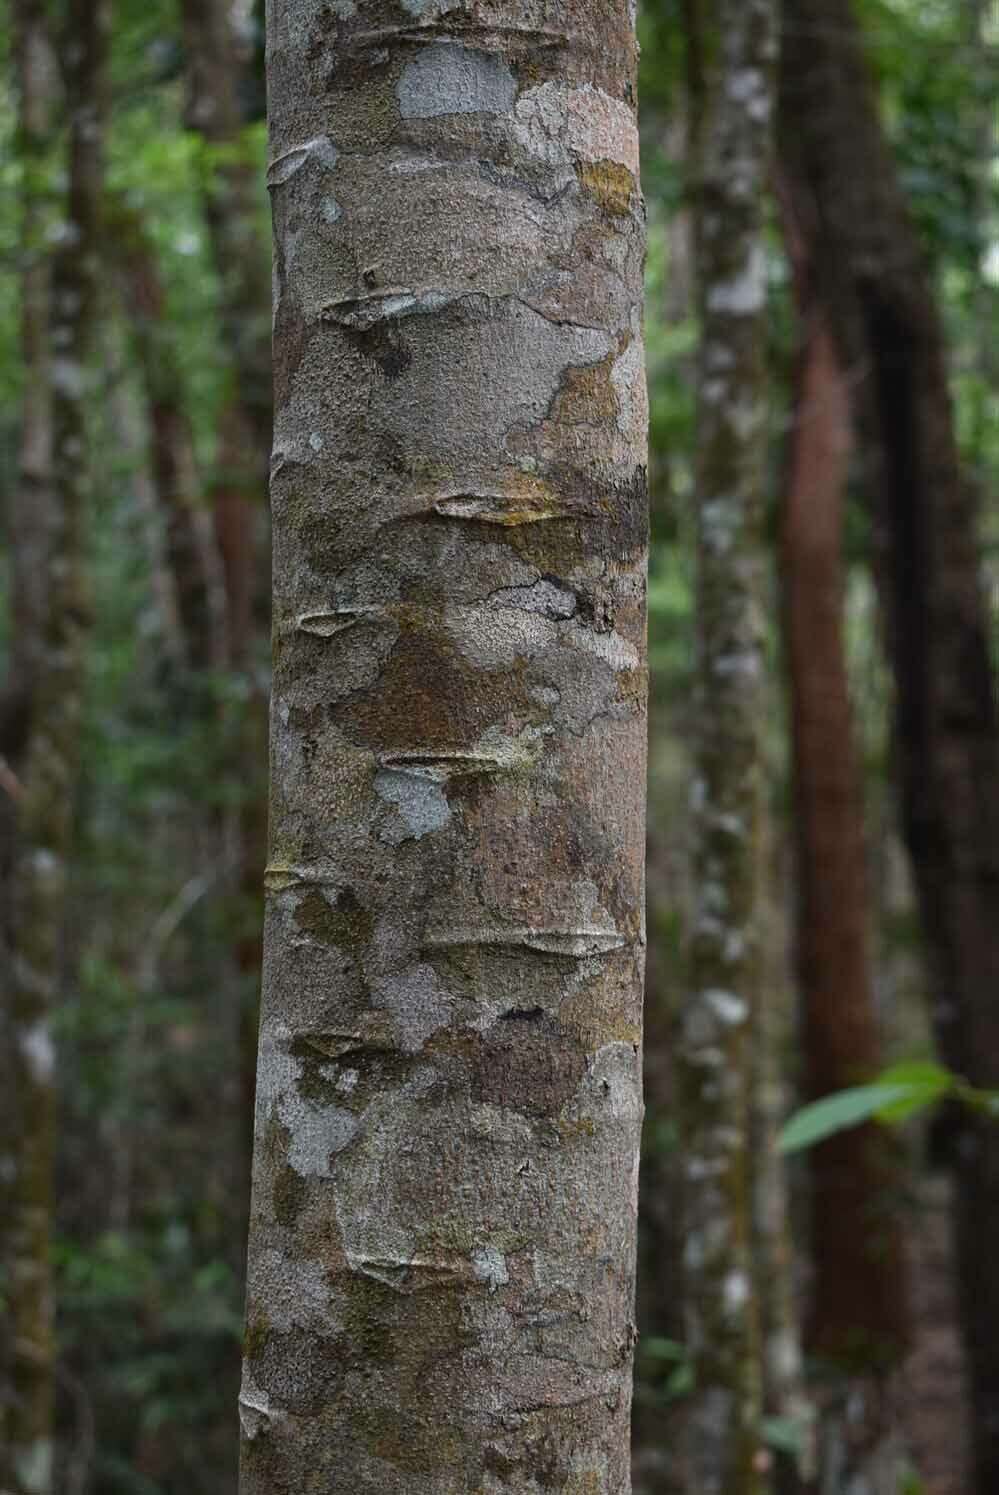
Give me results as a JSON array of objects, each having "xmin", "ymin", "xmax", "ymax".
[
  {"xmin": 676, "ymin": 1, "xmax": 777, "ymax": 1491},
  {"xmin": 239, "ymin": 4, "xmax": 648, "ymax": 1492}
]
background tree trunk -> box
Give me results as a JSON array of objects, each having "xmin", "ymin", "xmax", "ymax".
[
  {"xmin": 676, "ymin": 1, "xmax": 776, "ymax": 1490},
  {"xmin": 752, "ymin": 828, "xmax": 811, "ymax": 1495},
  {"xmin": 179, "ymin": 0, "xmax": 272, "ymax": 491},
  {"xmin": 5, "ymin": 3, "xmax": 109, "ymax": 1491},
  {"xmin": 1, "ymin": 3, "xmax": 57, "ymax": 1482},
  {"xmin": 240, "ymin": 2, "xmax": 648, "ymax": 1489},
  {"xmin": 779, "ymin": 5, "xmax": 999, "ymax": 1487},
  {"xmin": 179, "ymin": 0, "xmax": 272, "ymax": 662},
  {"xmin": 779, "ymin": 212, "xmax": 908, "ymax": 1487},
  {"xmin": 111, "ymin": 198, "xmax": 219, "ymax": 676},
  {"xmin": 179, "ymin": 0, "xmax": 274, "ymax": 1252}
]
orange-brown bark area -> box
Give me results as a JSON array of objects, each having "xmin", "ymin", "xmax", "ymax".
[{"xmin": 781, "ymin": 301, "xmax": 907, "ymax": 1369}]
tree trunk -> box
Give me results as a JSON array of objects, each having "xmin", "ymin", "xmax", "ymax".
[
  {"xmin": 676, "ymin": 2, "xmax": 776, "ymax": 1491},
  {"xmin": 111, "ymin": 198, "xmax": 219, "ymax": 675},
  {"xmin": 4, "ymin": 3, "xmax": 109, "ymax": 1491},
  {"xmin": 179, "ymin": 0, "xmax": 273, "ymax": 1247},
  {"xmin": 779, "ymin": 217, "xmax": 908, "ymax": 1487},
  {"xmin": 179, "ymin": 0, "xmax": 272, "ymax": 487},
  {"xmin": 1, "ymin": 4, "xmax": 57, "ymax": 1484},
  {"xmin": 240, "ymin": 3, "xmax": 648, "ymax": 1490},
  {"xmin": 779, "ymin": 5, "xmax": 999, "ymax": 1488},
  {"xmin": 752, "ymin": 827, "xmax": 811, "ymax": 1495},
  {"xmin": 178, "ymin": 0, "xmax": 272, "ymax": 662}
]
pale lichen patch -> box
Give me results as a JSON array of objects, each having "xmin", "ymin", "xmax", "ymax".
[
  {"xmin": 19, "ymin": 1021, "xmax": 55, "ymax": 1083},
  {"xmin": 700, "ymin": 495, "xmax": 741, "ymax": 555},
  {"xmin": 397, "ymin": 43, "xmax": 516, "ymax": 120},
  {"xmin": 374, "ymin": 767, "xmax": 451, "ymax": 842},
  {"xmin": 284, "ymin": 1093, "xmax": 359, "ymax": 1177},
  {"xmin": 399, "ymin": 0, "xmax": 450, "ymax": 16},
  {"xmin": 702, "ymin": 988, "xmax": 749, "ymax": 1026},
  {"xmin": 255, "ymin": 1021, "xmax": 359, "ymax": 1178},
  {"xmin": 723, "ymin": 1270, "xmax": 751, "ymax": 1315},
  {"xmin": 610, "ymin": 335, "xmax": 647, "ymax": 440},
  {"xmin": 372, "ymin": 964, "xmax": 452, "ymax": 1053},
  {"xmin": 472, "ymin": 1245, "xmax": 510, "ymax": 1293},
  {"xmin": 12, "ymin": 1438, "xmax": 53, "ymax": 1495},
  {"xmin": 727, "ymin": 66, "xmax": 771, "ymax": 123},
  {"xmin": 238, "ymin": 1367, "xmax": 280, "ymax": 1440},
  {"xmin": 705, "ymin": 244, "xmax": 767, "ymax": 315},
  {"xmin": 566, "ymin": 85, "xmax": 640, "ymax": 173},
  {"xmin": 511, "ymin": 82, "xmax": 639, "ymax": 174}
]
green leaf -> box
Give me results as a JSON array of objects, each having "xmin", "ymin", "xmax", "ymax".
[
  {"xmin": 870, "ymin": 1060, "xmax": 952, "ymax": 1122},
  {"xmin": 778, "ymin": 1084, "xmax": 916, "ymax": 1153}
]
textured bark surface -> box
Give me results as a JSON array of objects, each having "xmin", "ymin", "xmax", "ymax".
[
  {"xmin": 240, "ymin": 3, "xmax": 648, "ymax": 1491},
  {"xmin": 779, "ymin": 6, "xmax": 999, "ymax": 1488},
  {"xmin": 676, "ymin": 2, "xmax": 775, "ymax": 1492},
  {"xmin": 5, "ymin": 4, "xmax": 109, "ymax": 1491}
]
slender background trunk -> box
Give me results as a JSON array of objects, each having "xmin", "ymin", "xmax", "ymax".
[
  {"xmin": 778, "ymin": 214, "xmax": 908, "ymax": 1488},
  {"xmin": 1, "ymin": 4, "xmax": 57, "ymax": 1481},
  {"xmin": 180, "ymin": 0, "xmax": 274, "ymax": 1256},
  {"xmin": 5, "ymin": 3, "xmax": 109, "ymax": 1491},
  {"xmin": 677, "ymin": 2, "xmax": 777, "ymax": 1491},
  {"xmin": 111, "ymin": 197, "xmax": 219, "ymax": 677}
]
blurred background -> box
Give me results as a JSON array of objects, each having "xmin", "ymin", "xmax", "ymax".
[{"xmin": 0, "ymin": 1, "xmax": 997, "ymax": 1492}]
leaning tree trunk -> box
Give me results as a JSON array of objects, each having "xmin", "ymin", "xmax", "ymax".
[
  {"xmin": 676, "ymin": 1, "xmax": 776, "ymax": 1491},
  {"xmin": 240, "ymin": 3, "xmax": 649, "ymax": 1492},
  {"xmin": 5, "ymin": 3, "xmax": 108, "ymax": 1492},
  {"xmin": 778, "ymin": 210, "xmax": 908, "ymax": 1488},
  {"xmin": 779, "ymin": 6, "xmax": 999, "ymax": 1488}
]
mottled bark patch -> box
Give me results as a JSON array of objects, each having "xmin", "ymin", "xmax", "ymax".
[
  {"xmin": 577, "ymin": 159, "xmax": 636, "ymax": 217},
  {"xmin": 293, "ymin": 886, "xmax": 374, "ymax": 948},
  {"xmin": 471, "ymin": 1014, "xmax": 586, "ymax": 1117}
]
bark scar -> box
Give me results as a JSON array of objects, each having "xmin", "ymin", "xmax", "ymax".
[{"xmin": 425, "ymin": 926, "xmax": 625, "ymax": 957}]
